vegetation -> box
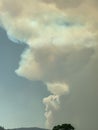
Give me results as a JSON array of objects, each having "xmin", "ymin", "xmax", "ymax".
[
  {"xmin": 53, "ymin": 124, "xmax": 75, "ymax": 130},
  {"xmin": 0, "ymin": 123, "xmax": 75, "ymax": 130},
  {"xmin": 0, "ymin": 126, "xmax": 5, "ymax": 130}
]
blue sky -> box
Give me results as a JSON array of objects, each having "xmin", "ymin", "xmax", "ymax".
[{"xmin": 0, "ymin": 28, "xmax": 49, "ymax": 128}]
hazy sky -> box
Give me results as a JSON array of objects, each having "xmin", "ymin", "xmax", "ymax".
[
  {"xmin": 0, "ymin": 0, "xmax": 98, "ymax": 130},
  {"xmin": 0, "ymin": 28, "xmax": 49, "ymax": 128}
]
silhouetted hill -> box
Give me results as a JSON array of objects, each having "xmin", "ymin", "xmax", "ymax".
[{"xmin": 8, "ymin": 127, "xmax": 48, "ymax": 130}]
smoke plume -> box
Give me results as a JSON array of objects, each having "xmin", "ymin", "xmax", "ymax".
[{"xmin": 0, "ymin": 0, "xmax": 98, "ymax": 130}]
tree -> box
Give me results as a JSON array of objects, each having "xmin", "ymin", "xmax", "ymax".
[
  {"xmin": 53, "ymin": 124, "xmax": 74, "ymax": 130},
  {"xmin": 0, "ymin": 126, "xmax": 5, "ymax": 130}
]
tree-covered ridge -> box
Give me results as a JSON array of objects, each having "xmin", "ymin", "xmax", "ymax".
[
  {"xmin": 53, "ymin": 124, "xmax": 75, "ymax": 130},
  {"xmin": 0, "ymin": 126, "xmax": 5, "ymax": 130},
  {"xmin": 0, "ymin": 124, "xmax": 75, "ymax": 130}
]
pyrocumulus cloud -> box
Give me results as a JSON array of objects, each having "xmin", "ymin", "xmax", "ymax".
[{"xmin": 0, "ymin": 0, "xmax": 98, "ymax": 130}]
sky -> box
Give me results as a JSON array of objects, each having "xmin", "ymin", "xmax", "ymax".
[
  {"xmin": 0, "ymin": 28, "xmax": 49, "ymax": 128},
  {"xmin": 0, "ymin": 0, "xmax": 98, "ymax": 130}
]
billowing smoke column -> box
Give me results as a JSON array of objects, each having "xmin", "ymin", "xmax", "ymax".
[{"xmin": 0, "ymin": 0, "xmax": 98, "ymax": 130}]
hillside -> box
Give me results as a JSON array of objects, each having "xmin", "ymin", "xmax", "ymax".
[{"xmin": 8, "ymin": 127, "xmax": 48, "ymax": 130}]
